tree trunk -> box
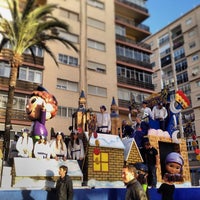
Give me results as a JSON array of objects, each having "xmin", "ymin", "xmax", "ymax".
[{"xmin": 3, "ymin": 63, "xmax": 19, "ymax": 161}]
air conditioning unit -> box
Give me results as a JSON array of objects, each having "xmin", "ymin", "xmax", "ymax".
[
  {"xmin": 192, "ymin": 72, "xmax": 197, "ymax": 76},
  {"xmin": 165, "ymin": 80, "xmax": 169, "ymax": 85}
]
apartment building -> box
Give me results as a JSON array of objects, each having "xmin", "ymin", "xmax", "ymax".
[
  {"xmin": 145, "ymin": 5, "xmax": 200, "ymax": 185},
  {"xmin": 0, "ymin": 0, "xmax": 153, "ymax": 138},
  {"xmin": 115, "ymin": 0, "xmax": 153, "ymax": 118}
]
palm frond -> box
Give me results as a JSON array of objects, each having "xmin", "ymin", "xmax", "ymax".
[{"xmin": 0, "ymin": 38, "xmax": 9, "ymax": 52}]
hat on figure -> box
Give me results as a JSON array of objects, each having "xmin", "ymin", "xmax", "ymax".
[{"xmin": 100, "ymin": 105, "xmax": 106, "ymax": 111}]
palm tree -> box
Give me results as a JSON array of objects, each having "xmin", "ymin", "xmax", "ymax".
[{"xmin": 0, "ymin": 0, "xmax": 77, "ymax": 160}]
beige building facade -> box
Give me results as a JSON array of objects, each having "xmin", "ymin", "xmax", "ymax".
[{"xmin": 0, "ymin": 0, "xmax": 153, "ymax": 138}]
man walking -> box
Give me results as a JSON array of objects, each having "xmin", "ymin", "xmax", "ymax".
[
  {"xmin": 122, "ymin": 164, "xmax": 148, "ymax": 200},
  {"xmin": 56, "ymin": 165, "xmax": 73, "ymax": 200}
]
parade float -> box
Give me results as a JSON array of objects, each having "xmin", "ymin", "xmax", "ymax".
[{"xmin": 0, "ymin": 87, "xmax": 199, "ymax": 200}]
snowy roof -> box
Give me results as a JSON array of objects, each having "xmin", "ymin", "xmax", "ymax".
[
  {"xmin": 85, "ymin": 132, "xmax": 125, "ymax": 149},
  {"xmin": 122, "ymin": 138, "xmax": 135, "ymax": 161}
]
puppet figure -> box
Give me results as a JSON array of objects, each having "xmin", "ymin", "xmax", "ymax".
[
  {"xmin": 164, "ymin": 152, "xmax": 184, "ymax": 182},
  {"xmin": 26, "ymin": 86, "xmax": 58, "ymax": 142},
  {"xmin": 158, "ymin": 152, "xmax": 184, "ymax": 200}
]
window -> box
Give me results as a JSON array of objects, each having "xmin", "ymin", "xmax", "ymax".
[
  {"xmin": 192, "ymin": 54, "xmax": 199, "ymax": 62},
  {"xmin": 0, "ymin": 62, "xmax": 10, "ymax": 77},
  {"xmin": 159, "ymin": 33, "xmax": 169, "ymax": 46},
  {"xmin": 189, "ymin": 41, "xmax": 196, "ymax": 49},
  {"xmin": 59, "ymin": 32, "xmax": 79, "ymax": 43},
  {"xmin": 177, "ymin": 72, "xmax": 188, "ymax": 85},
  {"xmin": 175, "ymin": 59, "xmax": 187, "ymax": 72},
  {"xmin": 87, "ymin": 39, "xmax": 105, "ymax": 51},
  {"xmin": 87, "ymin": 17, "xmax": 105, "ymax": 30},
  {"xmin": 93, "ymin": 152, "xmax": 108, "ymax": 172},
  {"xmin": 87, "ymin": 61, "xmax": 106, "ymax": 73},
  {"xmin": 192, "ymin": 66, "xmax": 199, "ymax": 76},
  {"xmin": 115, "ymin": 25, "xmax": 126, "ymax": 36},
  {"xmin": 185, "ymin": 18, "xmax": 192, "ymax": 25},
  {"xmin": 196, "ymin": 81, "xmax": 200, "ymax": 87},
  {"xmin": 0, "ymin": 94, "xmax": 27, "ymax": 110},
  {"xmin": 88, "ymin": 85, "xmax": 107, "ymax": 97},
  {"xmin": 24, "ymin": 46, "xmax": 43, "ymax": 57},
  {"xmin": 87, "ymin": 0, "xmax": 104, "ymax": 9},
  {"xmin": 18, "ymin": 67, "xmax": 42, "ymax": 84},
  {"xmin": 116, "ymin": 45, "xmax": 150, "ymax": 63},
  {"xmin": 57, "ymin": 79, "xmax": 78, "ymax": 92},
  {"xmin": 188, "ymin": 29, "xmax": 196, "ymax": 38},
  {"xmin": 117, "ymin": 65, "xmax": 152, "ymax": 84},
  {"xmin": 59, "ymin": 9, "xmax": 79, "ymax": 21},
  {"xmin": 174, "ymin": 47, "xmax": 185, "ymax": 61},
  {"xmin": 57, "ymin": 106, "xmax": 77, "ymax": 118},
  {"xmin": 58, "ymin": 54, "xmax": 78, "ymax": 66}
]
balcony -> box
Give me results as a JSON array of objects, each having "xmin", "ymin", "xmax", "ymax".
[
  {"xmin": 118, "ymin": 99, "xmax": 130, "ymax": 109},
  {"xmin": 116, "ymin": 34, "xmax": 151, "ymax": 51},
  {"xmin": 0, "ymin": 108, "xmax": 29, "ymax": 121},
  {"xmin": 115, "ymin": 0, "xmax": 149, "ymax": 22},
  {"xmin": 0, "ymin": 77, "xmax": 40, "ymax": 93},
  {"xmin": 116, "ymin": 15, "xmax": 150, "ymax": 32},
  {"xmin": 117, "ymin": 75, "xmax": 154, "ymax": 90},
  {"xmin": 0, "ymin": 49, "xmax": 44, "ymax": 67},
  {"xmin": 117, "ymin": 55, "xmax": 152, "ymax": 70}
]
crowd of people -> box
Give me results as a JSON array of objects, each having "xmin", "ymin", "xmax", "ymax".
[{"xmin": 8, "ymin": 128, "xmax": 85, "ymax": 170}]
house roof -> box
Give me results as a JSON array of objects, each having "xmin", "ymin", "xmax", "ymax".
[{"xmin": 85, "ymin": 132, "xmax": 125, "ymax": 149}]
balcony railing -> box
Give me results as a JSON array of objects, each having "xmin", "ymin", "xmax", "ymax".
[
  {"xmin": 0, "ymin": 108, "xmax": 29, "ymax": 121},
  {"xmin": 115, "ymin": 15, "xmax": 150, "ymax": 32},
  {"xmin": 0, "ymin": 77, "xmax": 40, "ymax": 92},
  {"xmin": 117, "ymin": 75, "xmax": 154, "ymax": 90},
  {"xmin": 118, "ymin": 99, "xmax": 130, "ymax": 109},
  {"xmin": 116, "ymin": 0, "xmax": 148, "ymax": 14},
  {"xmin": 116, "ymin": 34, "xmax": 151, "ymax": 50},
  {"xmin": 117, "ymin": 55, "xmax": 152, "ymax": 69},
  {"xmin": 0, "ymin": 49, "xmax": 44, "ymax": 66}
]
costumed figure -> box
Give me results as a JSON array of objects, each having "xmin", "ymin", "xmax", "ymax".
[
  {"xmin": 34, "ymin": 135, "xmax": 51, "ymax": 159},
  {"xmin": 26, "ymin": 86, "xmax": 58, "ymax": 142},
  {"xmin": 51, "ymin": 132, "xmax": 67, "ymax": 161},
  {"xmin": 167, "ymin": 90, "xmax": 190, "ymax": 141},
  {"xmin": 16, "ymin": 128, "xmax": 33, "ymax": 158},
  {"xmin": 96, "ymin": 105, "xmax": 111, "ymax": 134},
  {"xmin": 68, "ymin": 130, "xmax": 85, "ymax": 169}
]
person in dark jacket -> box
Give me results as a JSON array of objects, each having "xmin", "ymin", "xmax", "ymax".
[
  {"xmin": 157, "ymin": 175, "xmax": 175, "ymax": 200},
  {"xmin": 122, "ymin": 164, "xmax": 148, "ymax": 200},
  {"xmin": 56, "ymin": 165, "xmax": 73, "ymax": 200}
]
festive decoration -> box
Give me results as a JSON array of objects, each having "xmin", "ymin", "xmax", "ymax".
[{"xmin": 26, "ymin": 86, "xmax": 58, "ymax": 141}]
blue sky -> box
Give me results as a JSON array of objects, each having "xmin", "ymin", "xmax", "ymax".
[{"xmin": 144, "ymin": 0, "xmax": 200, "ymax": 34}]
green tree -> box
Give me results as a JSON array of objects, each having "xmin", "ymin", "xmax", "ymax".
[{"xmin": 0, "ymin": 0, "xmax": 77, "ymax": 160}]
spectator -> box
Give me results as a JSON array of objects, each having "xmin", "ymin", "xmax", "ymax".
[
  {"xmin": 34, "ymin": 135, "xmax": 51, "ymax": 159},
  {"xmin": 68, "ymin": 130, "xmax": 85, "ymax": 169},
  {"xmin": 134, "ymin": 162, "xmax": 150, "ymax": 200},
  {"xmin": 56, "ymin": 165, "xmax": 73, "ymax": 200},
  {"xmin": 122, "ymin": 164, "xmax": 148, "ymax": 200},
  {"xmin": 96, "ymin": 105, "xmax": 111, "ymax": 134},
  {"xmin": 16, "ymin": 128, "xmax": 33, "ymax": 158},
  {"xmin": 157, "ymin": 175, "xmax": 175, "ymax": 200},
  {"xmin": 141, "ymin": 141, "xmax": 159, "ymax": 188},
  {"xmin": 51, "ymin": 132, "xmax": 67, "ymax": 161},
  {"xmin": 152, "ymin": 102, "xmax": 168, "ymax": 131}
]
